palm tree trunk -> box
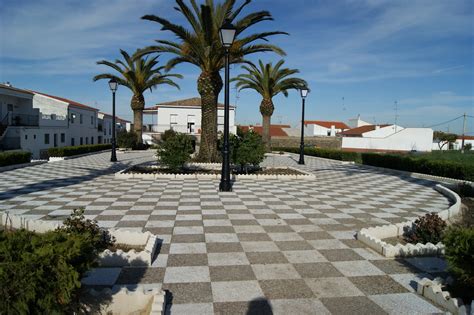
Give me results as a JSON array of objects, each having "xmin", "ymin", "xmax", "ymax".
[
  {"xmin": 197, "ymin": 71, "xmax": 223, "ymax": 162},
  {"xmin": 131, "ymin": 94, "xmax": 145, "ymax": 144},
  {"xmin": 260, "ymin": 98, "xmax": 274, "ymax": 152}
]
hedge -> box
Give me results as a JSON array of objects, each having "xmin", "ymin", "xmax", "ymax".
[
  {"xmin": 274, "ymin": 147, "xmax": 473, "ymax": 181},
  {"xmin": 0, "ymin": 151, "xmax": 32, "ymax": 167},
  {"xmin": 48, "ymin": 144, "xmax": 112, "ymax": 157},
  {"xmin": 360, "ymin": 153, "xmax": 474, "ymax": 182},
  {"xmin": 274, "ymin": 147, "xmax": 360, "ymax": 162}
]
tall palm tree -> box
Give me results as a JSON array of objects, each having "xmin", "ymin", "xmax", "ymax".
[
  {"xmin": 233, "ymin": 59, "xmax": 307, "ymax": 151},
  {"xmin": 138, "ymin": 0, "xmax": 287, "ymax": 162},
  {"xmin": 93, "ymin": 50, "xmax": 182, "ymax": 144}
]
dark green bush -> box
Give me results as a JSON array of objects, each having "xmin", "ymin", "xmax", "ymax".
[
  {"xmin": 232, "ymin": 131, "xmax": 266, "ymax": 171},
  {"xmin": 0, "ymin": 151, "xmax": 32, "ymax": 167},
  {"xmin": 442, "ymin": 226, "xmax": 474, "ymax": 288},
  {"xmin": 157, "ymin": 132, "xmax": 194, "ymax": 171},
  {"xmin": 117, "ymin": 130, "xmax": 138, "ymax": 149},
  {"xmin": 465, "ymin": 143, "xmax": 472, "ymax": 151},
  {"xmin": 404, "ymin": 213, "xmax": 447, "ymax": 244},
  {"xmin": 361, "ymin": 153, "xmax": 474, "ymax": 181},
  {"xmin": 48, "ymin": 144, "xmax": 112, "ymax": 157},
  {"xmin": 273, "ymin": 147, "xmax": 360, "ymax": 162},
  {"xmin": 161, "ymin": 129, "xmax": 177, "ymax": 142}
]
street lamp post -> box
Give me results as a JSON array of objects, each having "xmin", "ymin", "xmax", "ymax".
[
  {"xmin": 298, "ymin": 88, "xmax": 309, "ymax": 165},
  {"xmin": 108, "ymin": 78, "xmax": 118, "ymax": 162},
  {"xmin": 219, "ymin": 19, "xmax": 237, "ymax": 192}
]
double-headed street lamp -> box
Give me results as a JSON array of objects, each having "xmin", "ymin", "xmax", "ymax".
[
  {"xmin": 108, "ymin": 78, "xmax": 118, "ymax": 162},
  {"xmin": 218, "ymin": 19, "xmax": 237, "ymax": 192},
  {"xmin": 298, "ymin": 87, "xmax": 309, "ymax": 165}
]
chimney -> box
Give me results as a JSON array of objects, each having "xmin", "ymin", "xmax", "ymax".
[{"xmin": 375, "ymin": 125, "xmax": 380, "ymax": 130}]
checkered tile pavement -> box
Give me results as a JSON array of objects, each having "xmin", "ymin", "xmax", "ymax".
[{"xmin": 0, "ymin": 151, "xmax": 451, "ymax": 314}]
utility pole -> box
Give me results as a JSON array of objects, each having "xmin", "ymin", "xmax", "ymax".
[
  {"xmin": 461, "ymin": 113, "xmax": 467, "ymax": 153},
  {"xmin": 394, "ymin": 101, "xmax": 398, "ymax": 132}
]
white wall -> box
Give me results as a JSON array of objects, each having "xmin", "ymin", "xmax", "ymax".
[
  {"xmin": 432, "ymin": 139, "xmax": 474, "ymax": 150},
  {"xmin": 33, "ymin": 94, "xmax": 68, "ymax": 127},
  {"xmin": 67, "ymin": 105, "xmax": 99, "ymax": 146},
  {"xmin": 363, "ymin": 125, "xmax": 403, "ymax": 138},
  {"xmin": 304, "ymin": 124, "xmax": 343, "ymax": 137},
  {"xmin": 342, "ymin": 128, "xmax": 433, "ymax": 152},
  {"xmin": 347, "ymin": 117, "xmax": 371, "ymax": 128},
  {"xmin": 152, "ymin": 106, "xmax": 236, "ymax": 135}
]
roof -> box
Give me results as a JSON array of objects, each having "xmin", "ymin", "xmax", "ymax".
[
  {"xmin": 99, "ymin": 112, "xmax": 131, "ymax": 123},
  {"xmin": 304, "ymin": 120, "xmax": 350, "ymax": 129},
  {"xmin": 239, "ymin": 125, "xmax": 289, "ymax": 137},
  {"xmin": 0, "ymin": 84, "xmax": 34, "ymax": 96},
  {"xmin": 31, "ymin": 91, "xmax": 99, "ymax": 111},
  {"xmin": 459, "ymin": 135, "xmax": 474, "ymax": 140},
  {"xmin": 145, "ymin": 97, "xmax": 235, "ymax": 110},
  {"xmin": 339, "ymin": 124, "xmax": 391, "ymax": 136}
]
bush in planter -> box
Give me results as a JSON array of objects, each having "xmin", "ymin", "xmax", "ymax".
[
  {"xmin": 157, "ymin": 132, "xmax": 194, "ymax": 171},
  {"xmin": 442, "ymin": 226, "xmax": 474, "ymax": 289},
  {"xmin": 233, "ymin": 131, "xmax": 266, "ymax": 171},
  {"xmin": 403, "ymin": 213, "xmax": 447, "ymax": 244},
  {"xmin": 161, "ymin": 129, "xmax": 177, "ymax": 142},
  {"xmin": 117, "ymin": 130, "xmax": 138, "ymax": 149},
  {"xmin": 0, "ymin": 151, "xmax": 32, "ymax": 167},
  {"xmin": 48, "ymin": 144, "xmax": 112, "ymax": 157},
  {"xmin": 272, "ymin": 147, "xmax": 360, "ymax": 162}
]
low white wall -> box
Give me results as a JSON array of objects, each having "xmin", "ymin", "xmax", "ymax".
[{"xmin": 342, "ymin": 128, "xmax": 433, "ymax": 152}]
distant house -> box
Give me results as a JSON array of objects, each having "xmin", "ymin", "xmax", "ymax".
[
  {"xmin": 239, "ymin": 124, "xmax": 291, "ymax": 137},
  {"xmin": 98, "ymin": 112, "xmax": 130, "ymax": 144},
  {"xmin": 340, "ymin": 124, "xmax": 433, "ymax": 152},
  {"xmin": 304, "ymin": 120, "xmax": 350, "ymax": 137},
  {"xmin": 432, "ymin": 135, "xmax": 474, "ymax": 151},
  {"xmin": 143, "ymin": 97, "xmax": 237, "ymax": 136}
]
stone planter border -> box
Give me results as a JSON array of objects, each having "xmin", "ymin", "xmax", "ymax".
[
  {"xmin": 0, "ymin": 160, "xmax": 47, "ymax": 173},
  {"xmin": 356, "ymin": 184, "xmax": 462, "ymax": 258},
  {"xmin": 116, "ymin": 164, "xmax": 316, "ymax": 180},
  {"xmin": 49, "ymin": 149, "xmax": 111, "ymax": 162},
  {"xmin": 85, "ymin": 286, "xmax": 166, "ymax": 315},
  {"xmin": 0, "ymin": 212, "xmax": 159, "ymax": 267},
  {"xmin": 417, "ymin": 277, "xmax": 472, "ymax": 315}
]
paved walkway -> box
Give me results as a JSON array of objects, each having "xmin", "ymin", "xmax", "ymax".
[{"xmin": 0, "ymin": 151, "xmax": 451, "ymax": 314}]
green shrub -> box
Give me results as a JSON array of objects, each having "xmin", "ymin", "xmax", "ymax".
[
  {"xmin": 117, "ymin": 130, "xmax": 138, "ymax": 149},
  {"xmin": 404, "ymin": 213, "xmax": 447, "ymax": 244},
  {"xmin": 48, "ymin": 144, "xmax": 112, "ymax": 157},
  {"xmin": 465, "ymin": 143, "xmax": 472, "ymax": 151},
  {"xmin": 161, "ymin": 129, "xmax": 177, "ymax": 142},
  {"xmin": 442, "ymin": 226, "xmax": 474, "ymax": 288},
  {"xmin": 157, "ymin": 132, "xmax": 194, "ymax": 171},
  {"xmin": 273, "ymin": 147, "xmax": 360, "ymax": 162},
  {"xmin": 232, "ymin": 131, "xmax": 266, "ymax": 171},
  {"xmin": 0, "ymin": 151, "xmax": 32, "ymax": 167},
  {"xmin": 361, "ymin": 153, "xmax": 474, "ymax": 181}
]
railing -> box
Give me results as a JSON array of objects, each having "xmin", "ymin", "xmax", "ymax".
[
  {"xmin": 11, "ymin": 114, "xmax": 39, "ymax": 126},
  {"xmin": 41, "ymin": 114, "xmax": 67, "ymax": 121},
  {"xmin": 0, "ymin": 112, "xmax": 9, "ymax": 126}
]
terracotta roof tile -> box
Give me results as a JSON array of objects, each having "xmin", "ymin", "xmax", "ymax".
[
  {"xmin": 31, "ymin": 91, "xmax": 98, "ymax": 111},
  {"xmin": 239, "ymin": 125, "xmax": 289, "ymax": 137},
  {"xmin": 304, "ymin": 120, "xmax": 350, "ymax": 129},
  {"xmin": 145, "ymin": 97, "xmax": 235, "ymax": 110},
  {"xmin": 339, "ymin": 124, "xmax": 391, "ymax": 136}
]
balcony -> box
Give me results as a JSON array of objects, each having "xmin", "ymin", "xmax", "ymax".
[{"xmin": 1, "ymin": 112, "xmax": 39, "ymax": 127}]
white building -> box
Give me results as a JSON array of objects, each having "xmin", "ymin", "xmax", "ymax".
[
  {"xmin": 97, "ymin": 112, "xmax": 130, "ymax": 144},
  {"xmin": 432, "ymin": 135, "xmax": 474, "ymax": 151},
  {"xmin": 340, "ymin": 124, "xmax": 433, "ymax": 152},
  {"xmin": 347, "ymin": 116, "xmax": 372, "ymax": 129},
  {"xmin": 304, "ymin": 120, "xmax": 350, "ymax": 137},
  {"xmin": 143, "ymin": 97, "xmax": 236, "ymax": 142}
]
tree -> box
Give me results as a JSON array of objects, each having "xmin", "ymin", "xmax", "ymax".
[
  {"xmin": 139, "ymin": 0, "xmax": 287, "ymax": 161},
  {"xmin": 93, "ymin": 50, "xmax": 182, "ymax": 143},
  {"xmin": 233, "ymin": 60, "xmax": 306, "ymax": 151},
  {"xmin": 434, "ymin": 131, "xmax": 458, "ymax": 150}
]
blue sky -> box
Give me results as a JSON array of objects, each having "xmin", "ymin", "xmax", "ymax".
[{"xmin": 1, "ymin": 0, "xmax": 473, "ymax": 134}]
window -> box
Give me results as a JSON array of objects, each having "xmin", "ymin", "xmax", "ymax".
[
  {"xmin": 91, "ymin": 116, "xmax": 93, "ymax": 124},
  {"xmin": 44, "ymin": 134, "xmax": 50, "ymax": 144},
  {"xmin": 33, "ymin": 134, "xmax": 36, "ymax": 140},
  {"xmin": 80, "ymin": 114, "xmax": 83, "ymax": 124},
  {"xmin": 170, "ymin": 114, "xmax": 178, "ymax": 129},
  {"xmin": 218, "ymin": 115, "xmax": 224, "ymax": 129},
  {"xmin": 61, "ymin": 133, "xmax": 65, "ymax": 143},
  {"xmin": 70, "ymin": 113, "xmax": 75, "ymax": 123},
  {"xmin": 80, "ymin": 137, "xmax": 83, "ymax": 145},
  {"xmin": 85, "ymin": 137, "xmax": 89, "ymax": 145},
  {"xmin": 327, "ymin": 130, "xmax": 331, "ymax": 136},
  {"xmin": 71, "ymin": 138, "xmax": 75, "ymax": 146},
  {"xmin": 109, "ymin": 124, "xmax": 111, "ymax": 135},
  {"xmin": 25, "ymin": 135, "xmax": 28, "ymax": 140},
  {"xmin": 91, "ymin": 137, "xmax": 94, "ymax": 144}
]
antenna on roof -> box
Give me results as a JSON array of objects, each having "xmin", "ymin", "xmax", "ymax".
[
  {"xmin": 394, "ymin": 100, "xmax": 399, "ymax": 132},
  {"xmin": 342, "ymin": 97, "xmax": 346, "ymax": 111}
]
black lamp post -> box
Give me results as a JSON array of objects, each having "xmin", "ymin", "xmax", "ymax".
[
  {"xmin": 219, "ymin": 19, "xmax": 237, "ymax": 192},
  {"xmin": 298, "ymin": 87, "xmax": 309, "ymax": 165},
  {"xmin": 108, "ymin": 78, "xmax": 118, "ymax": 162}
]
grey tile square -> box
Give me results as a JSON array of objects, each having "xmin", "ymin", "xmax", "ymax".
[
  {"xmin": 349, "ymin": 275, "xmax": 409, "ymax": 295},
  {"xmin": 333, "ymin": 261, "xmax": 385, "ymax": 277},
  {"xmin": 294, "ymin": 262, "xmax": 343, "ymax": 278},
  {"xmin": 305, "ymin": 277, "xmax": 364, "ymax": 298},
  {"xmin": 167, "ymin": 254, "xmax": 208, "ymax": 267},
  {"xmin": 252, "ymin": 264, "xmax": 300, "ymax": 280},
  {"xmin": 319, "ymin": 249, "xmax": 365, "ymax": 262},
  {"xmin": 259, "ymin": 279, "xmax": 314, "ymax": 299},
  {"xmin": 115, "ymin": 267, "xmax": 165, "ymax": 284},
  {"xmin": 321, "ymin": 296, "xmax": 388, "ymax": 315},
  {"xmin": 209, "ymin": 265, "xmax": 256, "ymax": 282},
  {"xmin": 163, "ymin": 282, "xmax": 213, "ymax": 304},
  {"xmin": 369, "ymin": 293, "xmax": 443, "ymax": 314},
  {"xmin": 211, "ymin": 281, "xmax": 264, "ymax": 302},
  {"xmin": 208, "ymin": 252, "xmax": 250, "ymax": 266},
  {"xmin": 246, "ymin": 252, "xmax": 289, "ymax": 264},
  {"xmin": 164, "ymin": 266, "xmax": 210, "ymax": 283}
]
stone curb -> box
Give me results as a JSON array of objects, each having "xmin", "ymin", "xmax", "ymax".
[
  {"xmin": 356, "ymin": 184, "xmax": 462, "ymax": 257},
  {"xmin": 116, "ymin": 165, "xmax": 316, "ymax": 180},
  {"xmin": 417, "ymin": 277, "xmax": 472, "ymax": 315},
  {"xmin": 85, "ymin": 287, "xmax": 166, "ymax": 315},
  {"xmin": 48, "ymin": 149, "xmax": 111, "ymax": 162},
  {"xmin": 0, "ymin": 160, "xmax": 47, "ymax": 173},
  {"xmin": 0, "ymin": 212, "xmax": 159, "ymax": 267}
]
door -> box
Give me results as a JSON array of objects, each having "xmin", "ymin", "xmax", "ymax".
[{"xmin": 54, "ymin": 134, "xmax": 57, "ymax": 147}]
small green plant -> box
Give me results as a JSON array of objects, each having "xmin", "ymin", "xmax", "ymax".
[
  {"xmin": 157, "ymin": 132, "xmax": 193, "ymax": 171},
  {"xmin": 442, "ymin": 226, "xmax": 474, "ymax": 289},
  {"xmin": 404, "ymin": 213, "xmax": 447, "ymax": 244},
  {"xmin": 161, "ymin": 129, "xmax": 177, "ymax": 142},
  {"xmin": 465, "ymin": 143, "xmax": 472, "ymax": 151},
  {"xmin": 117, "ymin": 130, "xmax": 138, "ymax": 149},
  {"xmin": 233, "ymin": 131, "xmax": 266, "ymax": 172}
]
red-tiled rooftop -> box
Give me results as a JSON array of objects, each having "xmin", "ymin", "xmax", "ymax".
[
  {"xmin": 339, "ymin": 124, "xmax": 391, "ymax": 136},
  {"xmin": 0, "ymin": 84, "xmax": 34, "ymax": 95},
  {"xmin": 239, "ymin": 125, "xmax": 289, "ymax": 137},
  {"xmin": 304, "ymin": 120, "xmax": 350, "ymax": 129},
  {"xmin": 145, "ymin": 97, "xmax": 235, "ymax": 110},
  {"xmin": 31, "ymin": 91, "xmax": 98, "ymax": 111}
]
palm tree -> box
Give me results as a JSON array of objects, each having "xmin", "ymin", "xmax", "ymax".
[
  {"xmin": 93, "ymin": 50, "xmax": 182, "ymax": 144},
  {"xmin": 233, "ymin": 59, "xmax": 307, "ymax": 151},
  {"xmin": 138, "ymin": 0, "xmax": 287, "ymax": 162}
]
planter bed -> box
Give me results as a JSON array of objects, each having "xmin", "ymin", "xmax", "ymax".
[{"xmin": 116, "ymin": 164, "xmax": 315, "ymax": 180}]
